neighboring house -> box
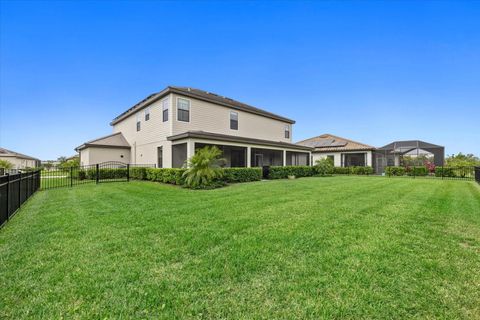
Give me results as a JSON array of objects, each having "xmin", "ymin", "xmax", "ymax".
[
  {"xmin": 374, "ymin": 140, "xmax": 444, "ymax": 174},
  {"xmin": 76, "ymin": 86, "xmax": 311, "ymax": 167},
  {"xmin": 296, "ymin": 134, "xmax": 375, "ymax": 167},
  {"xmin": 0, "ymin": 147, "xmax": 40, "ymax": 169}
]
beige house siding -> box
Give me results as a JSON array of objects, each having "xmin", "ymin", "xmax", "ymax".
[
  {"xmin": 0, "ymin": 156, "xmax": 37, "ymax": 169},
  {"xmin": 171, "ymin": 94, "xmax": 292, "ymax": 143},
  {"xmin": 79, "ymin": 147, "xmax": 130, "ymax": 166},
  {"xmin": 113, "ymin": 94, "xmax": 173, "ymax": 165}
]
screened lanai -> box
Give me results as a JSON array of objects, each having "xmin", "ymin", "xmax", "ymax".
[{"xmin": 374, "ymin": 140, "xmax": 445, "ymax": 174}]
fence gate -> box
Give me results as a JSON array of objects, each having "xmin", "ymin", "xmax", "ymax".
[{"xmin": 96, "ymin": 161, "xmax": 130, "ymax": 183}]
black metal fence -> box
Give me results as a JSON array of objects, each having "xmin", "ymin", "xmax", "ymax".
[
  {"xmin": 385, "ymin": 165, "xmax": 477, "ymax": 181},
  {"xmin": 476, "ymin": 166, "xmax": 480, "ymax": 183},
  {"xmin": 41, "ymin": 162, "xmax": 155, "ymax": 190},
  {"xmin": 0, "ymin": 170, "xmax": 41, "ymax": 227}
]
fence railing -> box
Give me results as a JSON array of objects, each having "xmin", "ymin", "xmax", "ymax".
[
  {"xmin": 385, "ymin": 165, "xmax": 477, "ymax": 181},
  {"xmin": 40, "ymin": 163, "xmax": 155, "ymax": 190},
  {"xmin": 0, "ymin": 170, "xmax": 41, "ymax": 227}
]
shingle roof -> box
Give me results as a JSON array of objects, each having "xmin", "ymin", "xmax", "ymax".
[
  {"xmin": 0, "ymin": 147, "xmax": 40, "ymax": 161},
  {"xmin": 110, "ymin": 86, "xmax": 295, "ymax": 125},
  {"xmin": 75, "ymin": 132, "xmax": 131, "ymax": 151},
  {"xmin": 168, "ymin": 131, "xmax": 312, "ymax": 151},
  {"xmin": 296, "ymin": 134, "xmax": 375, "ymax": 152}
]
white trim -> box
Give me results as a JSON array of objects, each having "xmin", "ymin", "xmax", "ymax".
[
  {"xmin": 230, "ymin": 111, "xmax": 239, "ymax": 131},
  {"xmin": 176, "ymin": 97, "xmax": 191, "ymax": 122}
]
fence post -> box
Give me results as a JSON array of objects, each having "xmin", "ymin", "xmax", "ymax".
[
  {"xmin": 127, "ymin": 164, "xmax": 130, "ymax": 182},
  {"xmin": 6, "ymin": 173, "xmax": 10, "ymax": 221},
  {"xmin": 70, "ymin": 167, "xmax": 73, "ymax": 187},
  {"xmin": 18, "ymin": 173, "xmax": 21, "ymax": 211},
  {"xmin": 96, "ymin": 164, "xmax": 99, "ymax": 184}
]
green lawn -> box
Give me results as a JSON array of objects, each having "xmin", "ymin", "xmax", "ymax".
[{"xmin": 1, "ymin": 177, "xmax": 480, "ymax": 319}]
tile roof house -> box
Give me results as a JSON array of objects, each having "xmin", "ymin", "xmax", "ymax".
[
  {"xmin": 296, "ymin": 134, "xmax": 375, "ymax": 167},
  {"xmin": 0, "ymin": 147, "xmax": 41, "ymax": 169},
  {"xmin": 76, "ymin": 86, "xmax": 311, "ymax": 168}
]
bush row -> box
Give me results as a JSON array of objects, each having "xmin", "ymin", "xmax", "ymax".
[
  {"xmin": 267, "ymin": 165, "xmax": 374, "ymax": 179},
  {"xmin": 75, "ymin": 168, "xmax": 128, "ymax": 180},
  {"xmin": 268, "ymin": 166, "xmax": 316, "ymax": 179},
  {"xmin": 332, "ymin": 166, "xmax": 374, "ymax": 175},
  {"xmin": 385, "ymin": 166, "xmax": 474, "ymax": 178},
  {"xmin": 130, "ymin": 167, "xmax": 262, "ymax": 185}
]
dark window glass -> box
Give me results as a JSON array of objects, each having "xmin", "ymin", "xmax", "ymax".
[
  {"xmin": 162, "ymin": 99, "xmax": 169, "ymax": 122},
  {"xmin": 144, "ymin": 107, "xmax": 150, "ymax": 121},
  {"xmin": 157, "ymin": 147, "xmax": 163, "ymax": 168},
  {"xmin": 163, "ymin": 108, "xmax": 168, "ymax": 122},
  {"xmin": 230, "ymin": 112, "xmax": 238, "ymax": 130},
  {"xmin": 177, "ymin": 98, "xmax": 190, "ymax": 122},
  {"xmin": 285, "ymin": 126, "xmax": 290, "ymax": 139},
  {"xmin": 136, "ymin": 121, "xmax": 141, "ymax": 131}
]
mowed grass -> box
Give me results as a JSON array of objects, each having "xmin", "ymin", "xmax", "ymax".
[{"xmin": 1, "ymin": 177, "xmax": 480, "ymax": 319}]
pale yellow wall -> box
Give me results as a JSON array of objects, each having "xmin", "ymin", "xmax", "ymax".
[
  {"xmin": 111, "ymin": 92, "xmax": 294, "ymax": 166},
  {"xmin": 170, "ymin": 94, "xmax": 292, "ymax": 143},
  {"xmin": 113, "ymin": 94, "xmax": 172, "ymax": 165},
  {"xmin": 79, "ymin": 147, "xmax": 130, "ymax": 166},
  {"xmin": 0, "ymin": 156, "xmax": 37, "ymax": 169}
]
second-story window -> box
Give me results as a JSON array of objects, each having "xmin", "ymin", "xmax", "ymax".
[
  {"xmin": 230, "ymin": 111, "xmax": 238, "ymax": 130},
  {"xmin": 177, "ymin": 98, "xmax": 190, "ymax": 122},
  {"xmin": 136, "ymin": 114, "xmax": 141, "ymax": 131},
  {"xmin": 144, "ymin": 107, "xmax": 150, "ymax": 121},
  {"xmin": 284, "ymin": 125, "xmax": 290, "ymax": 139},
  {"xmin": 162, "ymin": 98, "xmax": 169, "ymax": 122}
]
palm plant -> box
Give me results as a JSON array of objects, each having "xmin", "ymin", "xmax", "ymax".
[
  {"xmin": 0, "ymin": 159, "xmax": 13, "ymax": 169},
  {"xmin": 182, "ymin": 146, "xmax": 225, "ymax": 188}
]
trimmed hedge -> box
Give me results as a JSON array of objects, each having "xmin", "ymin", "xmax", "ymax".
[
  {"xmin": 145, "ymin": 168, "xmax": 187, "ymax": 185},
  {"xmin": 268, "ymin": 166, "xmax": 316, "ymax": 179},
  {"xmin": 332, "ymin": 167, "xmax": 351, "ymax": 174},
  {"xmin": 331, "ymin": 166, "xmax": 374, "ymax": 175},
  {"xmin": 130, "ymin": 167, "xmax": 148, "ymax": 180},
  {"xmin": 222, "ymin": 167, "xmax": 262, "ymax": 183},
  {"xmin": 406, "ymin": 166, "xmax": 428, "ymax": 176},
  {"xmin": 81, "ymin": 168, "xmax": 128, "ymax": 180},
  {"xmin": 385, "ymin": 166, "xmax": 406, "ymax": 176}
]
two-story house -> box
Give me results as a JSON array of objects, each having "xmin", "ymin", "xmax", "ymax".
[{"xmin": 76, "ymin": 86, "xmax": 312, "ymax": 168}]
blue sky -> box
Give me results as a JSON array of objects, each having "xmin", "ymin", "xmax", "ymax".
[{"xmin": 1, "ymin": 1, "xmax": 479, "ymax": 160}]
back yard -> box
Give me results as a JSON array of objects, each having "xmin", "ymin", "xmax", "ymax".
[{"xmin": 1, "ymin": 177, "xmax": 479, "ymax": 319}]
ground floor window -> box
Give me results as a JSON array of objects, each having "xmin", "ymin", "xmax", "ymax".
[
  {"xmin": 172, "ymin": 143, "xmax": 187, "ymax": 168},
  {"xmin": 251, "ymin": 148, "xmax": 283, "ymax": 167},
  {"xmin": 195, "ymin": 143, "xmax": 246, "ymax": 167},
  {"xmin": 343, "ymin": 153, "xmax": 366, "ymax": 167},
  {"xmin": 157, "ymin": 147, "xmax": 163, "ymax": 168},
  {"xmin": 286, "ymin": 151, "xmax": 309, "ymax": 166}
]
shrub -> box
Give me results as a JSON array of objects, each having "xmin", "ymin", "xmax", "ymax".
[
  {"xmin": 406, "ymin": 166, "xmax": 428, "ymax": 176},
  {"xmin": 84, "ymin": 168, "xmax": 128, "ymax": 180},
  {"xmin": 351, "ymin": 166, "xmax": 374, "ymax": 175},
  {"xmin": 222, "ymin": 167, "xmax": 262, "ymax": 183},
  {"xmin": 0, "ymin": 159, "xmax": 13, "ymax": 169},
  {"xmin": 130, "ymin": 167, "xmax": 148, "ymax": 180},
  {"xmin": 435, "ymin": 167, "xmax": 456, "ymax": 178},
  {"xmin": 183, "ymin": 146, "xmax": 225, "ymax": 188},
  {"xmin": 145, "ymin": 168, "xmax": 186, "ymax": 185},
  {"xmin": 385, "ymin": 166, "xmax": 406, "ymax": 176},
  {"xmin": 332, "ymin": 167, "xmax": 351, "ymax": 174},
  {"xmin": 268, "ymin": 166, "xmax": 316, "ymax": 179},
  {"xmin": 315, "ymin": 158, "xmax": 334, "ymax": 176}
]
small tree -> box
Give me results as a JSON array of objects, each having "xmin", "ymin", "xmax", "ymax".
[
  {"xmin": 182, "ymin": 146, "xmax": 225, "ymax": 188},
  {"xmin": 0, "ymin": 159, "xmax": 14, "ymax": 169},
  {"xmin": 315, "ymin": 158, "xmax": 334, "ymax": 176}
]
